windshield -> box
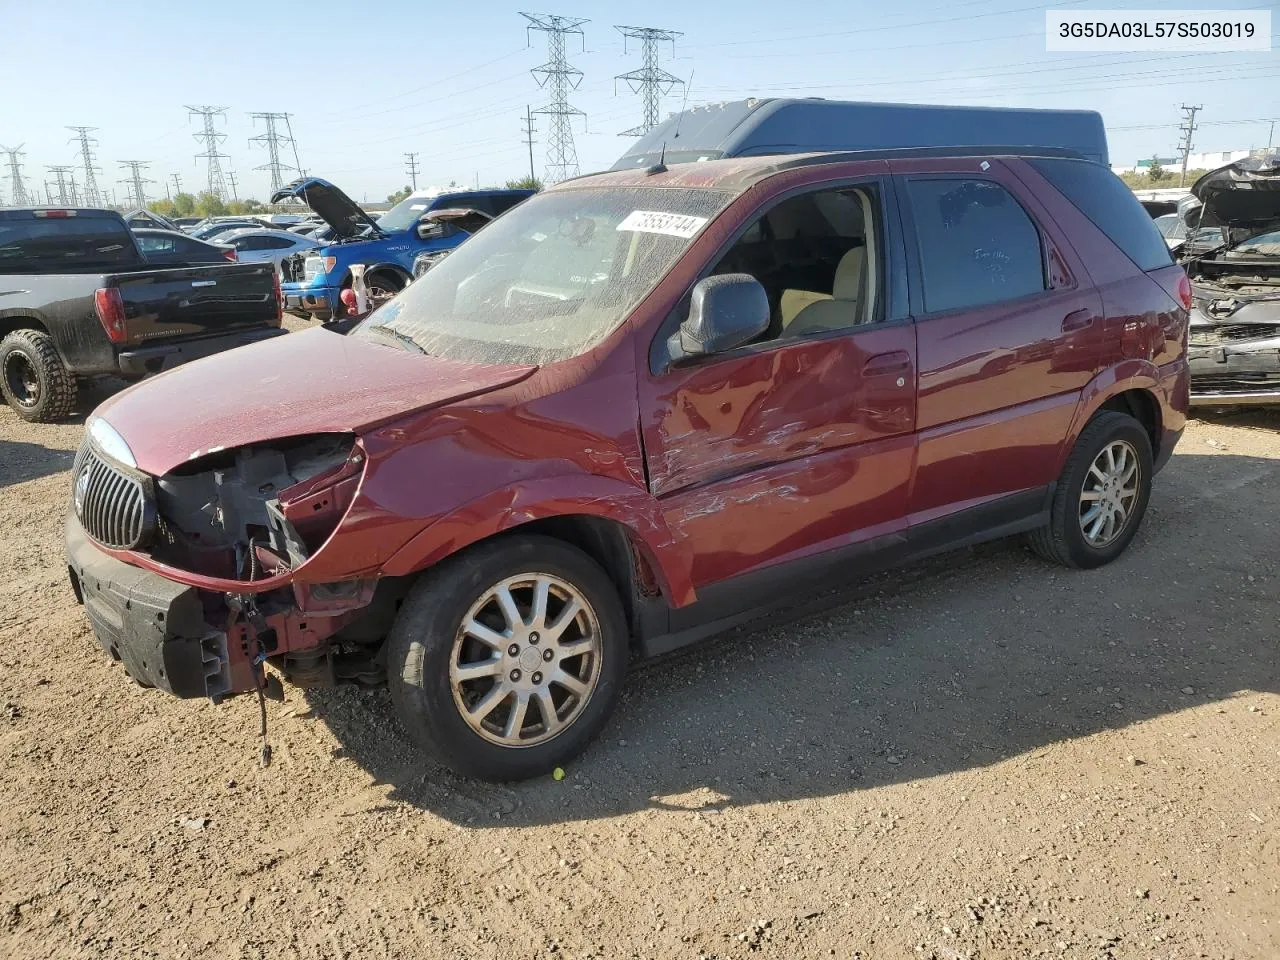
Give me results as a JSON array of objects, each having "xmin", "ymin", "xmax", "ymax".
[
  {"xmin": 1155, "ymin": 214, "xmax": 1184, "ymax": 240},
  {"xmin": 352, "ymin": 185, "xmax": 734, "ymax": 364},
  {"xmin": 1227, "ymin": 228, "xmax": 1280, "ymax": 258},
  {"xmin": 376, "ymin": 193, "xmax": 440, "ymax": 233}
]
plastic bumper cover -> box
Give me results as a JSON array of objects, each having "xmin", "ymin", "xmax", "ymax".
[{"xmin": 65, "ymin": 515, "xmax": 231, "ymax": 700}]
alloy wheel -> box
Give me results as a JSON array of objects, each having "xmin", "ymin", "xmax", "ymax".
[
  {"xmin": 449, "ymin": 573, "xmax": 602, "ymax": 748},
  {"xmin": 1078, "ymin": 439, "xmax": 1140, "ymax": 547}
]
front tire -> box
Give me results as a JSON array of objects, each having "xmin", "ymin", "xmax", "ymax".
[
  {"xmin": 363, "ymin": 271, "xmax": 404, "ymax": 308},
  {"xmin": 0, "ymin": 329, "xmax": 77, "ymax": 423},
  {"xmin": 387, "ymin": 535, "xmax": 628, "ymax": 781},
  {"xmin": 1029, "ymin": 410, "xmax": 1153, "ymax": 569}
]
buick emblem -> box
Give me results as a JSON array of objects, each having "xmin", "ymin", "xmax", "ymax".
[{"xmin": 73, "ymin": 467, "xmax": 90, "ymax": 519}]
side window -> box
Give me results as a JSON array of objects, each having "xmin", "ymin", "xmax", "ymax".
[
  {"xmin": 1029, "ymin": 158, "xmax": 1173, "ymax": 272},
  {"xmin": 489, "ymin": 194, "xmax": 527, "ymax": 216},
  {"xmin": 906, "ymin": 178, "xmax": 1045, "ymax": 314},
  {"xmin": 263, "ymin": 237, "xmax": 295, "ymax": 250},
  {"xmin": 704, "ymin": 184, "xmax": 882, "ymax": 343},
  {"xmin": 446, "ymin": 195, "xmax": 492, "ymax": 216}
]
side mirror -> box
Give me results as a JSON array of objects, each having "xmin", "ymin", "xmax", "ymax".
[
  {"xmin": 417, "ymin": 220, "xmax": 449, "ymax": 241},
  {"xmin": 668, "ymin": 274, "xmax": 770, "ymax": 362}
]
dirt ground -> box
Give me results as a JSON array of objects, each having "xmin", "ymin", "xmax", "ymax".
[{"xmin": 1, "ymin": 369, "xmax": 1277, "ymax": 960}]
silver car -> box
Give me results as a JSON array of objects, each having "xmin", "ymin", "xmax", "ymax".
[{"xmin": 216, "ymin": 229, "xmax": 322, "ymax": 272}]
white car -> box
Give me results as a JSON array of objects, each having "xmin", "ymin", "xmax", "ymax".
[{"xmin": 216, "ymin": 229, "xmax": 322, "ymax": 272}]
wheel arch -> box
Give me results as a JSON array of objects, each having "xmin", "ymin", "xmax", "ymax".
[
  {"xmin": 339, "ymin": 262, "xmax": 411, "ymax": 289},
  {"xmin": 1098, "ymin": 388, "xmax": 1161, "ymax": 456},
  {"xmin": 0, "ymin": 315, "xmax": 50, "ymax": 339},
  {"xmin": 1064, "ymin": 362, "xmax": 1164, "ymax": 469}
]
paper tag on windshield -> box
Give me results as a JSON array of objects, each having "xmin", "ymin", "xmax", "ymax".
[
  {"xmin": 410, "ymin": 204, "xmax": 429, "ymax": 210},
  {"xmin": 617, "ymin": 210, "xmax": 708, "ymax": 239}
]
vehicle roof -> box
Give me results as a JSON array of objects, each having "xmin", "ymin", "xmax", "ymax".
[
  {"xmin": 0, "ymin": 207, "xmax": 121, "ymax": 219},
  {"xmin": 216, "ymin": 228, "xmax": 315, "ymax": 240},
  {"xmin": 614, "ymin": 98, "xmax": 1108, "ymax": 168},
  {"xmin": 552, "ymin": 145, "xmax": 1088, "ymax": 194}
]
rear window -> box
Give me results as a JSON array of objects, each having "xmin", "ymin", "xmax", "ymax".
[
  {"xmin": 1029, "ymin": 158, "xmax": 1173, "ymax": 272},
  {"xmin": 0, "ymin": 216, "xmax": 139, "ymax": 273}
]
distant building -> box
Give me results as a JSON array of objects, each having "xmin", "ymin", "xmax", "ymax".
[{"xmin": 1112, "ymin": 148, "xmax": 1256, "ymax": 175}]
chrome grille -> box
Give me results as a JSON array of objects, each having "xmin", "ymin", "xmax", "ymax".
[
  {"xmin": 73, "ymin": 441, "xmax": 153, "ymax": 550},
  {"xmin": 1190, "ymin": 324, "xmax": 1280, "ymax": 346}
]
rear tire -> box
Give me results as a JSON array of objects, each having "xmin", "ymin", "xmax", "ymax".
[
  {"xmin": 387, "ymin": 535, "xmax": 628, "ymax": 781},
  {"xmin": 0, "ymin": 329, "xmax": 77, "ymax": 423},
  {"xmin": 1029, "ymin": 411, "xmax": 1153, "ymax": 569}
]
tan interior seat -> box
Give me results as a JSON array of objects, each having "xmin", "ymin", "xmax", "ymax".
[
  {"xmin": 779, "ymin": 288, "xmax": 832, "ymax": 327},
  {"xmin": 784, "ymin": 247, "xmax": 865, "ymax": 337}
]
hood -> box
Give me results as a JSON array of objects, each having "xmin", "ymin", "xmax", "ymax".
[
  {"xmin": 95, "ymin": 327, "xmax": 537, "ymax": 475},
  {"xmin": 1182, "ymin": 155, "xmax": 1280, "ymax": 229},
  {"xmin": 269, "ymin": 177, "xmax": 382, "ymax": 241}
]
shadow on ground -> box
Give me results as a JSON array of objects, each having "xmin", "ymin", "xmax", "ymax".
[
  {"xmin": 0, "ymin": 439, "xmax": 75, "ymax": 487},
  {"xmin": 308, "ymin": 451, "xmax": 1280, "ymax": 827}
]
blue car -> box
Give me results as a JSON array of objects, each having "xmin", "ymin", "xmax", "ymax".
[{"xmin": 272, "ymin": 177, "xmax": 533, "ymax": 320}]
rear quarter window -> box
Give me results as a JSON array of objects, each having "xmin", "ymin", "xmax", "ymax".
[{"xmin": 1029, "ymin": 158, "xmax": 1173, "ymax": 272}]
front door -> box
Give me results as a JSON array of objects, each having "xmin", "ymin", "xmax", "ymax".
[{"xmin": 638, "ymin": 179, "xmax": 918, "ymax": 595}]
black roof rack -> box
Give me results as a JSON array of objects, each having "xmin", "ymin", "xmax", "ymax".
[
  {"xmin": 740, "ymin": 144, "xmax": 1087, "ymax": 181},
  {"xmin": 558, "ymin": 144, "xmax": 1089, "ymax": 189}
]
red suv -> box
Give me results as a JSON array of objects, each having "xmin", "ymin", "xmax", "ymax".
[{"xmin": 66, "ymin": 150, "xmax": 1190, "ymax": 781}]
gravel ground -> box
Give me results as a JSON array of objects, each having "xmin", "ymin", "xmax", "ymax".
[{"xmin": 1, "ymin": 366, "xmax": 1277, "ymax": 960}]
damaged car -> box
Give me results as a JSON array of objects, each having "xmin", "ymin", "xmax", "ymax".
[
  {"xmin": 66, "ymin": 149, "xmax": 1188, "ymax": 781},
  {"xmin": 1181, "ymin": 155, "xmax": 1280, "ymax": 405}
]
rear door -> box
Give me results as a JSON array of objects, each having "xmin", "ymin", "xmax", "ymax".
[
  {"xmin": 891, "ymin": 157, "xmax": 1102, "ymax": 522},
  {"xmin": 109, "ymin": 262, "xmax": 279, "ymax": 342},
  {"xmin": 639, "ymin": 170, "xmax": 918, "ymax": 595}
]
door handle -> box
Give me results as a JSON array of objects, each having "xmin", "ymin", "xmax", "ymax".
[
  {"xmin": 1062, "ymin": 309, "xmax": 1094, "ymax": 332},
  {"xmin": 862, "ymin": 351, "xmax": 912, "ymax": 377}
]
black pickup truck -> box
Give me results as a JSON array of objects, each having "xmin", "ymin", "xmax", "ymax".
[{"xmin": 0, "ymin": 208, "xmax": 285, "ymax": 422}]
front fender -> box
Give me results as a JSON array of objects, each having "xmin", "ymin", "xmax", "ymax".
[{"xmin": 381, "ymin": 474, "xmax": 697, "ymax": 607}]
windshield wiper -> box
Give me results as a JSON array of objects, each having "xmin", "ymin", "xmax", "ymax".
[{"xmin": 365, "ymin": 323, "xmax": 426, "ymax": 354}]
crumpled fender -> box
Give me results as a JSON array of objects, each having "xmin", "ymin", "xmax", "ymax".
[{"xmin": 380, "ymin": 474, "xmax": 697, "ymax": 607}]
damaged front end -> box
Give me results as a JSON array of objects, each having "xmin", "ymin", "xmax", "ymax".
[
  {"xmin": 1180, "ymin": 156, "xmax": 1280, "ymax": 405},
  {"xmin": 66, "ymin": 430, "xmax": 394, "ymax": 703}
]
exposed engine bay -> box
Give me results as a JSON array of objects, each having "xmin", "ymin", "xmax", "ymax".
[{"xmin": 151, "ymin": 433, "xmax": 359, "ymax": 581}]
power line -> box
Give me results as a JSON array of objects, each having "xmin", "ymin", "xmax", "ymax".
[
  {"xmin": 118, "ymin": 160, "xmax": 153, "ymax": 208},
  {"xmin": 522, "ymin": 12, "xmax": 588, "ymax": 184},
  {"xmin": 1178, "ymin": 104, "xmax": 1203, "ymax": 187},
  {"xmin": 1, "ymin": 145, "xmax": 31, "ymax": 206},
  {"xmin": 614, "ymin": 26, "xmax": 683, "ymax": 137},
  {"xmin": 404, "ymin": 152, "xmax": 420, "ymax": 189},
  {"xmin": 248, "ymin": 112, "xmax": 299, "ymax": 195},
  {"xmin": 282, "ymin": 114, "xmax": 305, "ymax": 176},
  {"xmin": 187, "ymin": 105, "xmax": 230, "ymax": 200},
  {"xmin": 521, "ymin": 106, "xmax": 537, "ymax": 182},
  {"xmin": 67, "ymin": 126, "xmax": 103, "ymax": 206}
]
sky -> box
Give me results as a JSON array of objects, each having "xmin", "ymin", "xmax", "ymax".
[{"xmin": 1, "ymin": 0, "xmax": 1275, "ymax": 205}]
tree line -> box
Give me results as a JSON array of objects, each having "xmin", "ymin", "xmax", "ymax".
[{"xmin": 147, "ymin": 192, "xmax": 270, "ymax": 218}]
